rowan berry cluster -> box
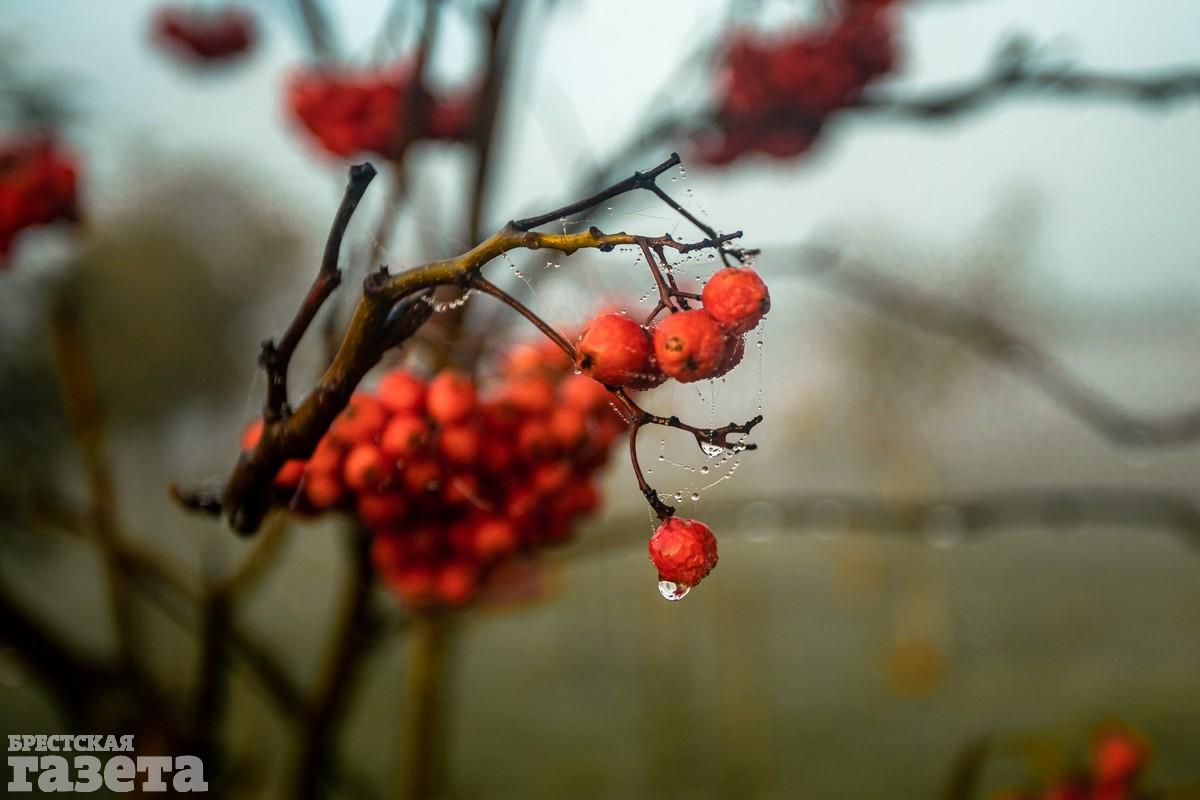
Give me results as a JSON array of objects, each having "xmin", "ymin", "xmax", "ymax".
[
  {"xmin": 700, "ymin": 0, "xmax": 902, "ymax": 164},
  {"xmin": 570, "ymin": 263, "xmax": 769, "ymax": 593},
  {"xmin": 242, "ymin": 339, "xmax": 627, "ymax": 608},
  {"xmin": 0, "ymin": 132, "xmax": 80, "ymax": 265},
  {"xmin": 994, "ymin": 726, "xmax": 1149, "ymax": 800},
  {"xmin": 286, "ymin": 65, "xmax": 474, "ymax": 159},
  {"xmin": 574, "ymin": 266, "xmax": 770, "ymax": 388},
  {"xmin": 150, "ymin": 5, "xmax": 258, "ymax": 64}
]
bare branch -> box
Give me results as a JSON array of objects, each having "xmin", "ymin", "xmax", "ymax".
[
  {"xmin": 261, "ymin": 163, "xmax": 377, "ymax": 421},
  {"xmin": 802, "ymin": 247, "xmax": 1200, "ymax": 449}
]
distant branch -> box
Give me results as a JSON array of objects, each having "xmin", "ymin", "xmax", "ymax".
[{"xmin": 802, "ymin": 247, "xmax": 1200, "ymax": 449}]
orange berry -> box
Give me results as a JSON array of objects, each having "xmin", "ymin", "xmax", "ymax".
[
  {"xmin": 652, "ymin": 309, "xmax": 729, "ymax": 382},
  {"xmin": 427, "ymin": 369, "xmax": 477, "ymax": 424}
]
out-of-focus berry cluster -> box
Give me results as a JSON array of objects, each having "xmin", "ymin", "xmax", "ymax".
[
  {"xmin": 993, "ymin": 725, "xmax": 1152, "ymax": 800},
  {"xmin": 0, "ymin": 133, "xmax": 80, "ymax": 266},
  {"xmin": 700, "ymin": 0, "xmax": 902, "ymax": 164},
  {"xmin": 150, "ymin": 5, "xmax": 258, "ymax": 65},
  {"xmin": 243, "ymin": 340, "xmax": 625, "ymax": 609},
  {"xmin": 286, "ymin": 64, "xmax": 475, "ymax": 159}
]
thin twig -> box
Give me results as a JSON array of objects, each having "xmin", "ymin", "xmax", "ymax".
[
  {"xmin": 48, "ymin": 291, "xmax": 141, "ymax": 683},
  {"xmin": 261, "ymin": 164, "xmax": 377, "ymax": 421}
]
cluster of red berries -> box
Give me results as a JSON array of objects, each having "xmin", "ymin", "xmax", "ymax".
[
  {"xmin": 0, "ymin": 133, "xmax": 80, "ymax": 265},
  {"xmin": 994, "ymin": 726, "xmax": 1149, "ymax": 800},
  {"xmin": 573, "ymin": 266, "xmax": 770, "ymax": 388},
  {"xmin": 700, "ymin": 0, "xmax": 902, "ymax": 164},
  {"xmin": 286, "ymin": 65, "xmax": 474, "ymax": 159},
  {"xmin": 150, "ymin": 5, "xmax": 258, "ymax": 64},
  {"xmin": 243, "ymin": 340, "xmax": 627, "ymax": 608},
  {"xmin": 570, "ymin": 265, "xmax": 769, "ymax": 592}
]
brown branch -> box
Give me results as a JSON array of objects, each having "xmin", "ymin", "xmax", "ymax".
[
  {"xmin": 287, "ymin": 525, "xmax": 378, "ymax": 799},
  {"xmin": 260, "ymin": 163, "xmax": 377, "ymax": 422},
  {"xmin": 399, "ymin": 613, "xmax": 455, "ymax": 800},
  {"xmin": 0, "ymin": 576, "xmax": 120, "ymax": 724},
  {"xmin": 175, "ymin": 154, "xmax": 746, "ymax": 534},
  {"xmin": 512, "ymin": 152, "xmax": 683, "ymax": 231},
  {"xmin": 293, "ymin": 0, "xmax": 338, "ymax": 61},
  {"xmin": 47, "ymin": 290, "xmax": 142, "ymax": 685},
  {"xmin": 466, "ymin": 0, "xmax": 519, "ymax": 244},
  {"xmin": 801, "ymin": 247, "xmax": 1200, "ymax": 449}
]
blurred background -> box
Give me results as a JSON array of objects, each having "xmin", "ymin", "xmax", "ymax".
[{"xmin": 1, "ymin": 0, "xmax": 1198, "ymax": 797}]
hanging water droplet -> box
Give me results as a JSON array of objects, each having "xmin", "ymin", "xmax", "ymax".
[
  {"xmin": 673, "ymin": 491, "xmax": 683, "ymax": 501},
  {"xmin": 690, "ymin": 492, "xmax": 700, "ymax": 502},
  {"xmin": 658, "ymin": 580, "xmax": 691, "ymax": 602},
  {"xmin": 699, "ymin": 465, "xmax": 710, "ymax": 475},
  {"xmin": 658, "ymin": 454, "xmax": 665, "ymax": 461}
]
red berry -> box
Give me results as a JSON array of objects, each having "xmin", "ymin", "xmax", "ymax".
[
  {"xmin": 240, "ymin": 419, "xmax": 264, "ymax": 450},
  {"xmin": 378, "ymin": 368, "xmax": 426, "ymax": 415},
  {"xmin": 380, "ymin": 414, "xmax": 429, "ymax": 458},
  {"xmin": 427, "ymin": 369, "xmax": 477, "ymax": 424},
  {"xmin": 653, "ymin": 309, "xmax": 730, "ymax": 382},
  {"xmin": 306, "ymin": 436, "xmax": 345, "ymax": 475},
  {"xmin": 330, "ymin": 393, "xmax": 387, "ymax": 444},
  {"xmin": 438, "ymin": 423, "xmax": 482, "ymax": 464},
  {"xmin": 274, "ymin": 459, "xmax": 307, "ymax": 488},
  {"xmin": 548, "ymin": 406, "xmax": 588, "ymax": 450},
  {"xmin": 711, "ymin": 332, "xmax": 746, "ymax": 379},
  {"xmin": 701, "ymin": 267, "xmax": 771, "ymax": 333},
  {"xmin": 1092, "ymin": 729, "xmax": 1146, "ymax": 787},
  {"xmin": 393, "ymin": 565, "xmax": 438, "ymax": 607},
  {"xmin": 498, "ymin": 376, "xmax": 557, "ymax": 414},
  {"xmin": 472, "ymin": 516, "xmax": 518, "ymax": 560},
  {"xmin": 303, "ymin": 473, "xmax": 346, "ymax": 510},
  {"xmin": 343, "ymin": 444, "xmax": 392, "ymax": 492},
  {"xmin": 648, "ymin": 517, "xmax": 719, "ymax": 587},
  {"xmin": 436, "ymin": 561, "xmax": 477, "ymax": 605},
  {"xmin": 356, "ymin": 492, "xmax": 408, "ymax": 530},
  {"xmin": 401, "ymin": 457, "xmax": 442, "ymax": 494},
  {"xmin": 574, "ymin": 313, "xmax": 657, "ymax": 388},
  {"xmin": 559, "ymin": 373, "xmax": 610, "ymax": 411}
]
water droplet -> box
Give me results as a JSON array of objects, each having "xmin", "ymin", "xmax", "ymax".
[
  {"xmin": 658, "ymin": 580, "xmax": 691, "ymax": 601},
  {"xmin": 699, "ymin": 465, "xmax": 710, "ymax": 475},
  {"xmin": 689, "ymin": 492, "xmax": 700, "ymax": 502},
  {"xmin": 922, "ymin": 505, "xmax": 965, "ymax": 548},
  {"xmin": 658, "ymin": 454, "xmax": 665, "ymax": 462},
  {"xmin": 739, "ymin": 500, "xmax": 783, "ymax": 543},
  {"xmin": 673, "ymin": 491, "xmax": 683, "ymax": 501},
  {"xmin": 808, "ymin": 498, "xmax": 849, "ymax": 540}
]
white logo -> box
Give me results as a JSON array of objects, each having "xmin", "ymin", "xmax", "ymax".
[{"xmin": 7, "ymin": 736, "xmax": 208, "ymax": 793}]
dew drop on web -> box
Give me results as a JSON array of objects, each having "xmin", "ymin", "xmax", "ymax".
[{"xmin": 658, "ymin": 580, "xmax": 691, "ymax": 602}]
